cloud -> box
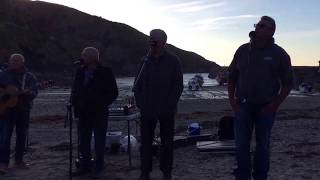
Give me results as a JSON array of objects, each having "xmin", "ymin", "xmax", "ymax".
[
  {"xmin": 191, "ymin": 14, "xmax": 259, "ymax": 26},
  {"xmin": 189, "ymin": 14, "xmax": 259, "ymax": 31},
  {"xmin": 176, "ymin": 2, "xmax": 227, "ymax": 13},
  {"xmin": 160, "ymin": 1, "xmax": 203, "ymax": 10},
  {"xmin": 160, "ymin": 1, "xmax": 227, "ymax": 13}
]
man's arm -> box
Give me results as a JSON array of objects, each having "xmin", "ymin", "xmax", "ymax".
[
  {"xmin": 103, "ymin": 68, "xmax": 118, "ymax": 106},
  {"xmin": 228, "ymin": 79, "xmax": 240, "ymax": 113},
  {"xmin": 274, "ymin": 86, "xmax": 291, "ymax": 106},
  {"xmin": 168, "ymin": 57, "xmax": 183, "ymax": 109},
  {"xmin": 260, "ymin": 86, "xmax": 291, "ymax": 115},
  {"xmin": 261, "ymin": 49, "xmax": 293, "ymax": 115},
  {"xmin": 24, "ymin": 73, "xmax": 38, "ymax": 100},
  {"xmin": 227, "ymin": 49, "xmax": 240, "ymax": 113}
]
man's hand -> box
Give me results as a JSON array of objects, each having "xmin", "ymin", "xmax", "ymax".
[
  {"xmin": 260, "ymin": 101, "xmax": 279, "ymax": 115},
  {"xmin": 230, "ymin": 98, "xmax": 240, "ymax": 113},
  {"xmin": 21, "ymin": 89, "xmax": 33, "ymax": 97},
  {"xmin": 261, "ymin": 86, "xmax": 292, "ymax": 115},
  {"xmin": 228, "ymin": 80, "xmax": 240, "ymax": 114}
]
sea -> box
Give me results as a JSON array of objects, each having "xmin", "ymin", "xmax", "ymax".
[{"xmin": 116, "ymin": 73, "xmax": 218, "ymax": 88}]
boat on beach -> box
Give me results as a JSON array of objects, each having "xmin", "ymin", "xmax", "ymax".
[{"xmin": 187, "ymin": 74, "xmax": 204, "ymax": 91}]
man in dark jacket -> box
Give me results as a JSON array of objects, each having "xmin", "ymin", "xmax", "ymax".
[
  {"xmin": 133, "ymin": 29, "xmax": 183, "ymax": 180},
  {"xmin": 228, "ymin": 16, "xmax": 293, "ymax": 180},
  {"xmin": 0, "ymin": 54, "xmax": 38, "ymax": 174},
  {"xmin": 71, "ymin": 47, "xmax": 118, "ymax": 177}
]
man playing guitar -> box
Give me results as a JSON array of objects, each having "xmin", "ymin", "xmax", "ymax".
[{"xmin": 0, "ymin": 54, "xmax": 38, "ymax": 174}]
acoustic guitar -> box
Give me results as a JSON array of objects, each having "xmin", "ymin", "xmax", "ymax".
[{"xmin": 0, "ymin": 85, "xmax": 19, "ymax": 115}]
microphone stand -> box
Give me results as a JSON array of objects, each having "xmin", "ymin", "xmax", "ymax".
[
  {"xmin": 132, "ymin": 52, "xmax": 149, "ymax": 92},
  {"xmin": 66, "ymin": 103, "xmax": 73, "ymax": 180},
  {"xmin": 64, "ymin": 60, "xmax": 82, "ymax": 180}
]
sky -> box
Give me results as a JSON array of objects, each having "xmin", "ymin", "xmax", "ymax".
[{"xmin": 33, "ymin": 0, "xmax": 320, "ymax": 66}]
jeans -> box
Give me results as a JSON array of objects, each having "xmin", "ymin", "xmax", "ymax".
[
  {"xmin": 234, "ymin": 103, "xmax": 275, "ymax": 180},
  {"xmin": 0, "ymin": 109, "xmax": 30, "ymax": 165},
  {"xmin": 0, "ymin": 111, "xmax": 14, "ymax": 165},
  {"xmin": 78, "ymin": 111, "xmax": 108, "ymax": 170},
  {"xmin": 140, "ymin": 112, "xmax": 175, "ymax": 174}
]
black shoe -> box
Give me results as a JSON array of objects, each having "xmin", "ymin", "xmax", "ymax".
[
  {"xmin": 90, "ymin": 168, "xmax": 104, "ymax": 179},
  {"xmin": 138, "ymin": 173, "xmax": 150, "ymax": 180},
  {"xmin": 72, "ymin": 167, "xmax": 90, "ymax": 176},
  {"xmin": 0, "ymin": 164, "xmax": 9, "ymax": 175},
  {"xmin": 163, "ymin": 173, "xmax": 172, "ymax": 180}
]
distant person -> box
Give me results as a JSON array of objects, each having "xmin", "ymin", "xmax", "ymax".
[
  {"xmin": 228, "ymin": 16, "xmax": 293, "ymax": 180},
  {"xmin": 71, "ymin": 47, "xmax": 118, "ymax": 177},
  {"xmin": 0, "ymin": 54, "xmax": 38, "ymax": 174},
  {"xmin": 133, "ymin": 29, "xmax": 183, "ymax": 180}
]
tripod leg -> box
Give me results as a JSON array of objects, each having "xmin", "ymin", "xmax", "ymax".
[
  {"xmin": 77, "ymin": 120, "xmax": 80, "ymax": 160},
  {"xmin": 68, "ymin": 106, "xmax": 73, "ymax": 180},
  {"xmin": 25, "ymin": 125, "xmax": 29, "ymax": 152}
]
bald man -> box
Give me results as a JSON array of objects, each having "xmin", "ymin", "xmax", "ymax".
[
  {"xmin": 228, "ymin": 16, "xmax": 293, "ymax": 180},
  {"xmin": 71, "ymin": 47, "xmax": 118, "ymax": 177},
  {"xmin": 133, "ymin": 29, "xmax": 183, "ymax": 180},
  {"xmin": 0, "ymin": 54, "xmax": 38, "ymax": 174}
]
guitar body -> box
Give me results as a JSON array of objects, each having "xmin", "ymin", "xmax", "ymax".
[
  {"xmin": 0, "ymin": 105, "xmax": 7, "ymax": 115},
  {"xmin": 5, "ymin": 96, "xmax": 18, "ymax": 108},
  {"xmin": 0, "ymin": 85, "xmax": 19, "ymax": 115}
]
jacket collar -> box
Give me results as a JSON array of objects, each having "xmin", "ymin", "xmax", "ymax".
[
  {"xmin": 82, "ymin": 63, "xmax": 102, "ymax": 71},
  {"xmin": 149, "ymin": 50, "xmax": 167, "ymax": 61},
  {"xmin": 249, "ymin": 31, "xmax": 275, "ymax": 49}
]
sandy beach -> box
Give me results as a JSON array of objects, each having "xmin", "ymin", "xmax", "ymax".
[{"xmin": 2, "ymin": 80, "xmax": 320, "ymax": 180}]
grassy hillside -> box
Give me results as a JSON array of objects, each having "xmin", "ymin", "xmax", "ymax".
[{"xmin": 0, "ymin": 0, "xmax": 220, "ymax": 83}]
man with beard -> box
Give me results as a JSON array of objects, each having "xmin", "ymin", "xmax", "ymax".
[{"xmin": 228, "ymin": 16, "xmax": 294, "ymax": 180}]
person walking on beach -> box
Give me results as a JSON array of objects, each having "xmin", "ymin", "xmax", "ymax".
[
  {"xmin": 0, "ymin": 53, "xmax": 38, "ymax": 174},
  {"xmin": 133, "ymin": 29, "xmax": 183, "ymax": 180},
  {"xmin": 228, "ymin": 16, "xmax": 294, "ymax": 180},
  {"xmin": 71, "ymin": 47, "xmax": 118, "ymax": 177}
]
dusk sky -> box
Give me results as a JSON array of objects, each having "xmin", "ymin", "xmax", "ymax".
[{"xmin": 34, "ymin": 0, "xmax": 320, "ymax": 66}]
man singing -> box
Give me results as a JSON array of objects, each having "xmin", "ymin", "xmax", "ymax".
[
  {"xmin": 133, "ymin": 29, "xmax": 183, "ymax": 180},
  {"xmin": 71, "ymin": 47, "xmax": 118, "ymax": 177}
]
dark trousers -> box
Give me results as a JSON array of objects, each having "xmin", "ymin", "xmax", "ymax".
[
  {"xmin": 78, "ymin": 111, "xmax": 108, "ymax": 170},
  {"xmin": 234, "ymin": 103, "xmax": 275, "ymax": 180},
  {"xmin": 140, "ymin": 112, "xmax": 175, "ymax": 174},
  {"xmin": 0, "ymin": 109, "xmax": 30, "ymax": 165}
]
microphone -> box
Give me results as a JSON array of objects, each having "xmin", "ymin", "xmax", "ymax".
[
  {"xmin": 0, "ymin": 63, "xmax": 8, "ymax": 72},
  {"xmin": 73, "ymin": 59, "xmax": 83, "ymax": 65},
  {"xmin": 248, "ymin": 31, "xmax": 256, "ymax": 51},
  {"xmin": 249, "ymin": 31, "xmax": 255, "ymax": 40},
  {"xmin": 248, "ymin": 31, "xmax": 256, "ymax": 65},
  {"xmin": 144, "ymin": 50, "xmax": 151, "ymax": 61}
]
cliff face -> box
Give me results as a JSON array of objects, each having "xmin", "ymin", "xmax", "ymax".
[{"xmin": 0, "ymin": 0, "xmax": 220, "ymax": 81}]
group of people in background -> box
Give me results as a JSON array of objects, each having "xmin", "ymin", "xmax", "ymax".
[{"xmin": 0, "ymin": 15, "xmax": 293, "ymax": 180}]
